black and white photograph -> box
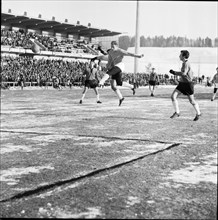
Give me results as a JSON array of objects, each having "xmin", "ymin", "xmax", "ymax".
[{"xmin": 1, "ymin": 0, "xmax": 217, "ymax": 219}]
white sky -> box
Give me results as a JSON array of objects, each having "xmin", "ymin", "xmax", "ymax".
[{"xmin": 2, "ymin": 0, "xmax": 218, "ymax": 39}]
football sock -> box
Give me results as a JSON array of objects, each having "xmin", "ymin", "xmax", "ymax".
[
  {"xmin": 212, "ymin": 93, "xmax": 216, "ymax": 100},
  {"xmin": 122, "ymin": 82, "xmax": 134, "ymax": 89},
  {"xmin": 81, "ymin": 94, "xmax": 85, "ymax": 101},
  {"xmin": 193, "ymin": 103, "xmax": 201, "ymax": 115},
  {"xmin": 99, "ymin": 74, "xmax": 109, "ymax": 85},
  {"xmin": 96, "ymin": 94, "xmax": 100, "ymax": 101},
  {"xmin": 115, "ymin": 89, "xmax": 123, "ymax": 99},
  {"xmin": 172, "ymin": 100, "xmax": 180, "ymax": 113}
]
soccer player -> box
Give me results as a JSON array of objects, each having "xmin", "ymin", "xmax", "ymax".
[
  {"xmin": 211, "ymin": 67, "xmax": 218, "ymax": 101},
  {"xmin": 148, "ymin": 67, "xmax": 159, "ymax": 96},
  {"xmin": 18, "ymin": 74, "xmax": 25, "ymax": 90},
  {"xmin": 169, "ymin": 50, "xmax": 201, "ymax": 121},
  {"xmin": 79, "ymin": 60, "xmax": 102, "ymax": 104},
  {"xmin": 91, "ymin": 41, "xmax": 144, "ymax": 106}
]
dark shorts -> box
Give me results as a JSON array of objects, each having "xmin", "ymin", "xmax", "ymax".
[
  {"xmin": 107, "ymin": 66, "xmax": 122, "ymax": 86},
  {"xmin": 149, "ymin": 80, "xmax": 156, "ymax": 86},
  {"xmin": 214, "ymin": 88, "xmax": 217, "ymax": 93},
  {"xmin": 85, "ymin": 79, "xmax": 98, "ymax": 88},
  {"xmin": 18, "ymin": 80, "xmax": 24, "ymax": 86},
  {"xmin": 176, "ymin": 82, "xmax": 194, "ymax": 95}
]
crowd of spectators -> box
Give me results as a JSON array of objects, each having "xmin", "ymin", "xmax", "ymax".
[
  {"xmin": 0, "ymin": 55, "xmax": 107, "ymax": 89},
  {"xmin": 1, "ymin": 28, "xmax": 99, "ymax": 54},
  {"xmin": 1, "ymin": 28, "xmax": 206, "ymax": 89},
  {"xmin": 1, "ymin": 54, "xmax": 196, "ymax": 90}
]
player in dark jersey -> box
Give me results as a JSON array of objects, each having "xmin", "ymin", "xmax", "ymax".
[
  {"xmin": 169, "ymin": 50, "xmax": 201, "ymax": 121},
  {"xmin": 79, "ymin": 60, "xmax": 102, "ymax": 104},
  {"xmin": 211, "ymin": 67, "xmax": 218, "ymax": 101},
  {"xmin": 18, "ymin": 74, "xmax": 25, "ymax": 90},
  {"xmin": 148, "ymin": 67, "xmax": 159, "ymax": 96},
  {"xmin": 91, "ymin": 41, "xmax": 144, "ymax": 106}
]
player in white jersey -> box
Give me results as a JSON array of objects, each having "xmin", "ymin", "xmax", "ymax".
[
  {"xmin": 211, "ymin": 67, "xmax": 218, "ymax": 101},
  {"xmin": 169, "ymin": 50, "xmax": 201, "ymax": 121},
  {"xmin": 91, "ymin": 41, "xmax": 144, "ymax": 106}
]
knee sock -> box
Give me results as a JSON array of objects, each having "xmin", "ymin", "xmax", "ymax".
[
  {"xmin": 172, "ymin": 100, "xmax": 180, "ymax": 113},
  {"xmin": 96, "ymin": 94, "xmax": 100, "ymax": 101},
  {"xmin": 115, "ymin": 89, "xmax": 123, "ymax": 99},
  {"xmin": 122, "ymin": 81, "xmax": 133, "ymax": 89},
  {"xmin": 99, "ymin": 74, "xmax": 109, "ymax": 85},
  {"xmin": 212, "ymin": 93, "xmax": 216, "ymax": 100},
  {"xmin": 193, "ymin": 102, "xmax": 201, "ymax": 115},
  {"xmin": 81, "ymin": 94, "xmax": 85, "ymax": 101}
]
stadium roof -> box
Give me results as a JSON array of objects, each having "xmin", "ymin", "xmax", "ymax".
[{"xmin": 1, "ymin": 11, "xmax": 122, "ymax": 38}]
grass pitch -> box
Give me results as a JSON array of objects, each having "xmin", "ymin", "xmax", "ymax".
[{"xmin": 0, "ymin": 85, "xmax": 217, "ymax": 219}]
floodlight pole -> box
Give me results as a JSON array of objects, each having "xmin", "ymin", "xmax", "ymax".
[{"xmin": 134, "ymin": 0, "xmax": 140, "ymax": 74}]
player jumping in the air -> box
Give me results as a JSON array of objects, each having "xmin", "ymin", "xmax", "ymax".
[
  {"xmin": 169, "ymin": 50, "xmax": 201, "ymax": 121},
  {"xmin": 211, "ymin": 67, "xmax": 218, "ymax": 101},
  {"xmin": 79, "ymin": 60, "xmax": 102, "ymax": 104},
  {"xmin": 91, "ymin": 41, "xmax": 144, "ymax": 106}
]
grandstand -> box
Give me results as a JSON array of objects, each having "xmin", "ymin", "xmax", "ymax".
[
  {"xmin": 1, "ymin": 9, "xmax": 121, "ymax": 59},
  {"xmin": 1, "ymin": 10, "xmax": 186, "ymax": 90},
  {"xmin": 1, "ymin": 10, "xmax": 123, "ymax": 89}
]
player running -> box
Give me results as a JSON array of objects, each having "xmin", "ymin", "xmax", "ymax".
[
  {"xmin": 211, "ymin": 67, "xmax": 218, "ymax": 101},
  {"xmin": 91, "ymin": 41, "xmax": 144, "ymax": 106},
  {"xmin": 79, "ymin": 60, "xmax": 102, "ymax": 104},
  {"xmin": 169, "ymin": 50, "xmax": 201, "ymax": 121}
]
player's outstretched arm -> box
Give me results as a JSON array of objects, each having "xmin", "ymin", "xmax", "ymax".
[
  {"xmin": 91, "ymin": 54, "xmax": 108, "ymax": 62},
  {"xmin": 97, "ymin": 46, "xmax": 108, "ymax": 55},
  {"xmin": 122, "ymin": 50, "xmax": 144, "ymax": 58}
]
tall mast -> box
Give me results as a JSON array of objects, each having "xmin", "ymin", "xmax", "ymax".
[{"xmin": 134, "ymin": 0, "xmax": 140, "ymax": 74}]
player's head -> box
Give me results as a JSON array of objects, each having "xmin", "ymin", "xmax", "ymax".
[
  {"xmin": 90, "ymin": 60, "xmax": 97, "ymax": 68},
  {"xmin": 180, "ymin": 50, "xmax": 190, "ymax": 60},
  {"xmin": 111, "ymin": 41, "xmax": 118, "ymax": 49}
]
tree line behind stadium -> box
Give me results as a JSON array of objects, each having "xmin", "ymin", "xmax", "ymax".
[{"xmin": 118, "ymin": 35, "xmax": 218, "ymax": 50}]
